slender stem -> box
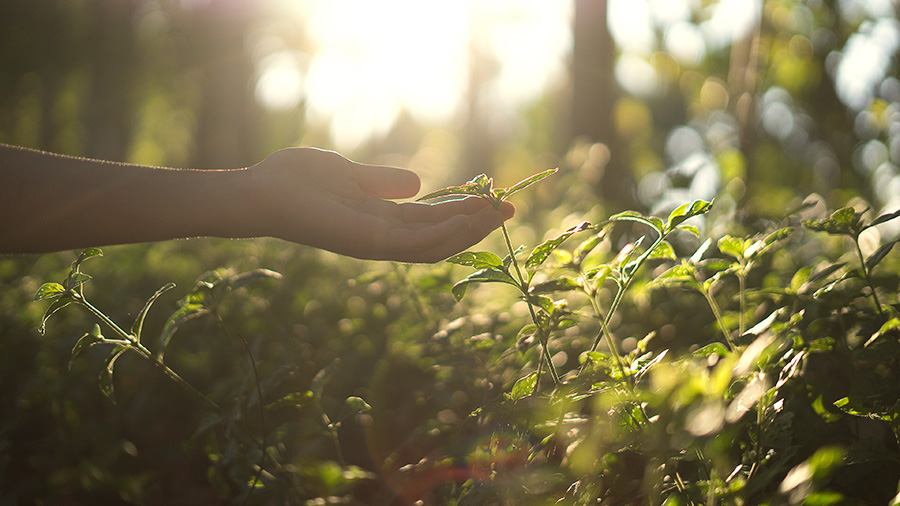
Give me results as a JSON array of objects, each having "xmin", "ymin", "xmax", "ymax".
[
  {"xmin": 701, "ymin": 284, "xmax": 735, "ymax": 351},
  {"xmin": 75, "ymin": 294, "xmax": 222, "ymax": 413},
  {"xmin": 500, "ymin": 223, "xmax": 559, "ymax": 391},
  {"xmin": 584, "ymin": 236, "xmax": 664, "ymax": 359},
  {"xmin": 501, "ymin": 223, "xmax": 526, "ymax": 285},
  {"xmin": 738, "ymin": 266, "xmax": 747, "ymax": 338},
  {"xmin": 585, "ymin": 288, "xmax": 631, "ymax": 388},
  {"xmin": 77, "ymin": 296, "xmax": 133, "ymax": 342},
  {"xmin": 853, "ymin": 237, "xmax": 884, "ymax": 314}
]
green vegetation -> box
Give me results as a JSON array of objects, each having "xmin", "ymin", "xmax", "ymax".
[
  {"xmin": 4, "ymin": 0, "xmax": 900, "ymax": 504},
  {"xmin": 17, "ymin": 165, "xmax": 900, "ymax": 504}
]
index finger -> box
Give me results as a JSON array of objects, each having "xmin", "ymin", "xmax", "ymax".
[{"xmin": 350, "ymin": 162, "xmax": 421, "ymax": 199}]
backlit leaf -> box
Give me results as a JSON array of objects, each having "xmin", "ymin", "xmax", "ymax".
[
  {"xmin": 227, "ymin": 269, "xmax": 283, "ymax": 291},
  {"xmin": 69, "ymin": 330, "xmax": 104, "ymax": 370},
  {"xmin": 650, "ymin": 262, "xmax": 697, "ymax": 288},
  {"xmin": 132, "ymin": 282, "xmax": 176, "ymax": 342},
  {"xmin": 38, "ymin": 300, "xmax": 72, "ymax": 335},
  {"xmin": 446, "ymin": 251, "xmax": 504, "ymax": 270},
  {"xmin": 70, "ymin": 248, "xmax": 102, "ymax": 274},
  {"xmin": 648, "ymin": 240, "xmax": 677, "ymax": 260},
  {"xmin": 866, "ymin": 208, "xmax": 900, "ymax": 229},
  {"xmin": 525, "ymin": 221, "xmax": 591, "ymax": 270},
  {"xmin": 607, "ymin": 211, "xmax": 663, "ymax": 236},
  {"xmin": 417, "ymin": 174, "xmax": 491, "ymax": 201},
  {"xmin": 718, "ymin": 235, "xmax": 746, "ymax": 260},
  {"xmin": 495, "ymin": 168, "xmax": 558, "ymax": 201},
  {"xmin": 34, "ymin": 282, "xmax": 65, "ymax": 301},
  {"xmin": 506, "ymin": 371, "xmax": 538, "ymax": 401},
  {"xmin": 157, "ymin": 303, "xmax": 209, "ymax": 362},
  {"xmin": 866, "ymin": 238, "xmax": 899, "ymax": 272},
  {"xmin": 99, "ymin": 345, "xmax": 128, "ymax": 403},
  {"xmin": 803, "ymin": 207, "xmax": 862, "ymax": 236},
  {"xmin": 529, "ymin": 276, "xmax": 581, "ymax": 294},
  {"xmin": 692, "ymin": 342, "xmax": 729, "ymax": 358},
  {"xmin": 451, "ymin": 268, "xmax": 520, "ymax": 301},
  {"xmin": 266, "ymin": 391, "xmax": 314, "ymax": 411},
  {"xmin": 573, "ymin": 229, "xmax": 608, "ymax": 265},
  {"xmin": 666, "ymin": 199, "xmax": 714, "ymax": 233},
  {"xmin": 63, "ymin": 272, "xmax": 91, "ymax": 291},
  {"xmin": 345, "ymin": 396, "xmax": 372, "ymax": 413}
]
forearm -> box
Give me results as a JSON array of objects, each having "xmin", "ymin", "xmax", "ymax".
[{"xmin": 0, "ymin": 144, "xmax": 254, "ymax": 254}]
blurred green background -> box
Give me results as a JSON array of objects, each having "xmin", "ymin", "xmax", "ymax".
[{"xmin": 2, "ymin": 0, "xmax": 900, "ymax": 504}]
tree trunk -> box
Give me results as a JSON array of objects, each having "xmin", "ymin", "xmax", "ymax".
[{"xmin": 570, "ymin": 0, "xmax": 632, "ymax": 208}]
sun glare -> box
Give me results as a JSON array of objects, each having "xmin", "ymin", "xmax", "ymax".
[{"xmin": 252, "ymin": 0, "xmax": 571, "ymax": 149}]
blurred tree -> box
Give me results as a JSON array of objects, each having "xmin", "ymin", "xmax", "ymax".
[{"xmin": 570, "ymin": 0, "xmax": 630, "ymax": 208}]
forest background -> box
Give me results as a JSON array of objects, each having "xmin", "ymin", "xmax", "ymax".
[{"xmin": 2, "ymin": 0, "xmax": 900, "ymax": 504}]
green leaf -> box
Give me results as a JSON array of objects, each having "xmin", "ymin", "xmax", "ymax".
[
  {"xmin": 647, "ymin": 240, "xmax": 677, "ymax": 260},
  {"xmin": 495, "ymin": 168, "xmax": 558, "ymax": 201},
  {"xmin": 451, "ymin": 268, "xmax": 520, "ymax": 301},
  {"xmin": 266, "ymin": 391, "xmax": 314, "ymax": 411},
  {"xmin": 99, "ymin": 345, "xmax": 128, "ymax": 403},
  {"xmin": 865, "ymin": 208, "xmax": 900, "ymax": 230},
  {"xmin": 34, "ymin": 282, "xmax": 66, "ymax": 301},
  {"xmin": 157, "ymin": 303, "xmax": 209, "ymax": 362},
  {"xmin": 417, "ymin": 173, "xmax": 493, "ymax": 201},
  {"xmin": 525, "ymin": 221, "xmax": 592, "ymax": 270},
  {"xmin": 446, "ymin": 251, "xmax": 504, "ymax": 270},
  {"xmin": 584, "ymin": 264, "xmax": 614, "ymax": 284},
  {"xmin": 227, "ymin": 268, "xmax": 283, "ymax": 291},
  {"xmin": 692, "ymin": 342, "xmax": 729, "ymax": 358},
  {"xmin": 717, "ymin": 235, "xmax": 746, "ymax": 260},
  {"xmin": 505, "ymin": 372, "xmax": 538, "ymax": 401},
  {"xmin": 69, "ymin": 330, "xmax": 104, "ymax": 370},
  {"xmin": 345, "ymin": 396, "xmax": 372, "ymax": 413},
  {"xmin": 803, "ymin": 207, "xmax": 862, "ymax": 236},
  {"xmin": 573, "ymin": 229, "xmax": 608, "ymax": 265},
  {"xmin": 866, "ymin": 238, "xmax": 899, "ymax": 272},
  {"xmin": 666, "ymin": 199, "xmax": 714, "ymax": 233},
  {"xmin": 471, "ymin": 173, "xmax": 494, "ymax": 196},
  {"xmin": 529, "ymin": 276, "xmax": 581, "ymax": 294},
  {"xmin": 63, "ymin": 272, "xmax": 92, "ymax": 291},
  {"xmin": 791, "ymin": 266, "xmax": 812, "ymax": 293},
  {"xmin": 131, "ymin": 282, "xmax": 176, "ymax": 342},
  {"xmin": 528, "ymin": 295, "xmax": 557, "ymax": 315},
  {"xmin": 71, "ymin": 248, "xmax": 103, "ymax": 273},
  {"xmin": 38, "ymin": 300, "xmax": 72, "ymax": 335},
  {"xmin": 808, "ymin": 262, "xmax": 847, "ymax": 283},
  {"xmin": 650, "ymin": 262, "xmax": 697, "ymax": 288},
  {"xmin": 677, "ymin": 224, "xmax": 701, "ymax": 237},
  {"xmin": 311, "ymin": 360, "xmax": 340, "ymax": 399},
  {"xmin": 690, "ymin": 237, "xmax": 712, "ymax": 264},
  {"xmin": 607, "ymin": 211, "xmax": 663, "ymax": 236},
  {"xmin": 515, "ymin": 324, "xmax": 538, "ymax": 350}
]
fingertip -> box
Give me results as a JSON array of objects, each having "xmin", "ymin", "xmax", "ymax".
[
  {"xmin": 498, "ymin": 201, "xmax": 515, "ymax": 220},
  {"xmin": 357, "ymin": 164, "xmax": 421, "ymax": 199}
]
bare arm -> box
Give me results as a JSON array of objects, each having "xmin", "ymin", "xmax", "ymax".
[{"xmin": 0, "ymin": 144, "xmax": 513, "ymax": 262}]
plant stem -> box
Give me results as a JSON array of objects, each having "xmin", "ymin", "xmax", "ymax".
[
  {"xmin": 853, "ymin": 238, "xmax": 884, "ymax": 314},
  {"xmin": 75, "ymin": 294, "xmax": 222, "ymax": 413},
  {"xmin": 585, "ymin": 288, "xmax": 631, "ymax": 388},
  {"xmin": 701, "ymin": 284, "xmax": 735, "ymax": 351},
  {"xmin": 738, "ymin": 267, "xmax": 747, "ymax": 337},
  {"xmin": 500, "ymin": 223, "xmax": 559, "ymax": 391}
]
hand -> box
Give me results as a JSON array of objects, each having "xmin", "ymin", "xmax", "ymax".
[{"xmin": 248, "ymin": 148, "xmax": 515, "ymax": 263}]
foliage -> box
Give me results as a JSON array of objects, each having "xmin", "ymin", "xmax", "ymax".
[
  {"xmin": 5, "ymin": 1, "xmax": 900, "ymax": 504},
  {"xmin": 15, "ymin": 164, "xmax": 900, "ymax": 504}
]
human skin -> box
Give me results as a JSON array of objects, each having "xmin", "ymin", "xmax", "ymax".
[{"xmin": 0, "ymin": 144, "xmax": 514, "ymax": 262}]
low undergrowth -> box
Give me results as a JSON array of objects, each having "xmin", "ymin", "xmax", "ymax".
[{"xmin": 24, "ymin": 169, "xmax": 900, "ymax": 505}]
